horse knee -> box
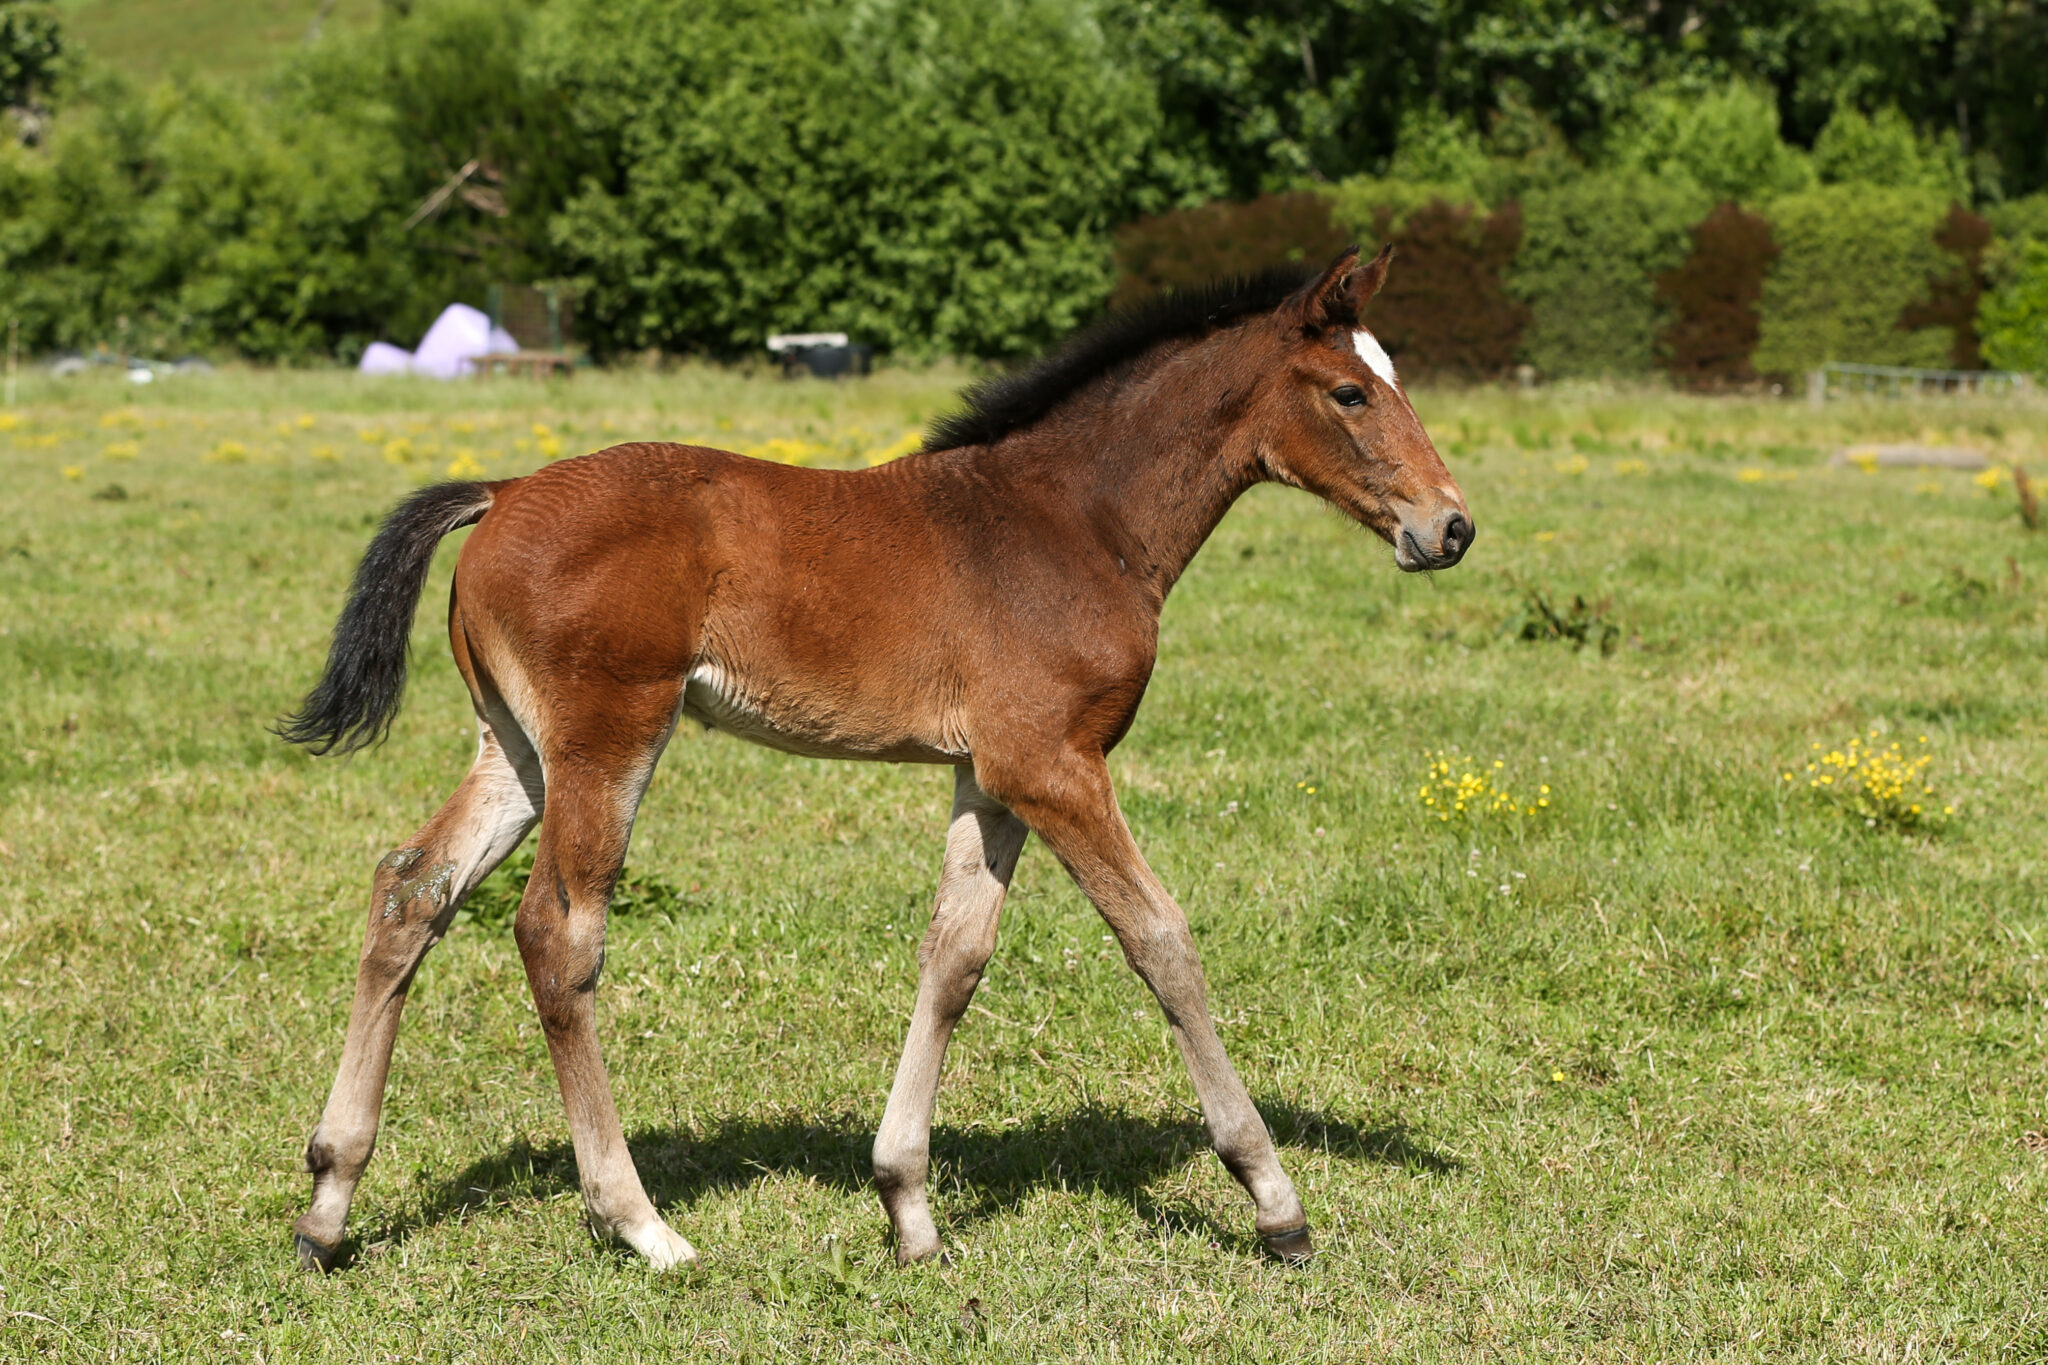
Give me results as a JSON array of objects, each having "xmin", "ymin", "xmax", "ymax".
[{"xmin": 514, "ymin": 909, "xmax": 607, "ymax": 1028}]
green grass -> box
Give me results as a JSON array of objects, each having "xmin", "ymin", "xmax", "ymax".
[
  {"xmin": 52, "ymin": 0, "xmax": 381, "ymax": 85},
  {"xmin": 3, "ymin": 366, "xmax": 2047, "ymax": 1360}
]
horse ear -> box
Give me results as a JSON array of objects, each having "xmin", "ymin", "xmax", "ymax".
[
  {"xmin": 1294, "ymin": 244, "xmax": 1392, "ymax": 331},
  {"xmin": 1353, "ymin": 242, "xmax": 1393, "ymax": 307}
]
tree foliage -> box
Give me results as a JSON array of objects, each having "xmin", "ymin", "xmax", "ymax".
[
  {"xmin": 532, "ymin": 0, "xmax": 1193, "ymax": 359},
  {"xmin": 2, "ymin": 0, "xmax": 2046, "ymax": 367},
  {"xmin": 0, "ymin": 2, "xmax": 63, "ymax": 110}
]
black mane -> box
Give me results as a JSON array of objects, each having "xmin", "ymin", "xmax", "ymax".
[{"xmin": 922, "ymin": 266, "xmax": 1316, "ymax": 453}]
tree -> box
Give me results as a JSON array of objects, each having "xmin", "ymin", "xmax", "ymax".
[
  {"xmin": 0, "ymin": 1, "xmax": 66, "ymax": 137},
  {"xmin": 530, "ymin": 0, "xmax": 1197, "ymax": 358}
]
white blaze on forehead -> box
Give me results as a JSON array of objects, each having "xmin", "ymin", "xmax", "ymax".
[{"xmin": 1351, "ymin": 329, "xmax": 1399, "ymax": 389}]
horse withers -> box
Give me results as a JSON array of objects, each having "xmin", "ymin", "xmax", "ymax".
[{"xmin": 279, "ymin": 246, "xmax": 1472, "ymax": 1272}]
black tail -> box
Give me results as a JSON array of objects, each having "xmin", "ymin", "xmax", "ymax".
[{"xmin": 277, "ymin": 481, "xmax": 499, "ymax": 755}]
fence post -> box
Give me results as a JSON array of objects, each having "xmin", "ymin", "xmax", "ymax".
[{"xmin": 1807, "ymin": 368, "xmax": 1826, "ymax": 408}]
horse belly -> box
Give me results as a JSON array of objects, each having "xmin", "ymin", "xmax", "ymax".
[{"xmin": 679, "ymin": 662, "xmax": 963, "ymax": 764}]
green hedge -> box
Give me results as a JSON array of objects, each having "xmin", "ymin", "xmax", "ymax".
[
  {"xmin": 1753, "ymin": 186, "xmax": 1954, "ymax": 376},
  {"xmin": 1979, "ymin": 242, "xmax": 2048, "ymax": 377},
  {"xmin": 1509, "ymin": 172, "xmax": 1710, "ymax": 379}
]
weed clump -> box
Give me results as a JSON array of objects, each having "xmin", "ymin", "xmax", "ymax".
[
  {"xmin": 456, "ymin": 847, "xmax": 685, "ymax": 928},
  {"xmin": 1789, "ymin": 732, "xmax": 1952, "ymax": 832},
  {"xmin": 1501, "ymin": 581, "xmax": 1620, "ymax": 655},
  {"xmin": 1417, "ymin": 751, "xmax": 1552, "ymax": 821}
]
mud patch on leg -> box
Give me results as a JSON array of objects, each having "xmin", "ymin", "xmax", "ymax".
[{"xmin": 379, "ymin": 850, "xmax": 459, "ymax": 923}]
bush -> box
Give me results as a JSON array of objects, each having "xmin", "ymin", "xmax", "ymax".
[
  {"xmin": 1655, "ymin": 202, "xmax": 1777, "ymax": 389},
  {"xmin": 1978, "ymin": 241, "xmax": 2048, "ymax": 377},
  {"xmin": 1110, "ymin": 191, "xmax": 1349, "ymax": 307},
  {"xmin": 1988, "ymin": 194, "xmax": 2048, "ymax": 249},
  {"xmin": 1754, "ymin": 185, "xmax": 1953, "ymax": 375},
  {"xmin": 1349, "ymin": 198, "xmax": 1526, "ymax": 383},
  {"xmin": 0, "ymin": 75, "xmax": 427, "ymax": 361},
  {"xmin": 1510, "ymin": 171, "xmax": 1710, "ymax": 379},
  {"xmin": 530, "ymin": 0, "xmax": 1195, "ymax": 359},
  {"xmin": 1897, "ymin": 204, "xmax": 1992, "ymax": 370},
  {"xmin": 0, "ymin": 1, "xmax": 561, "ymax": 362}
]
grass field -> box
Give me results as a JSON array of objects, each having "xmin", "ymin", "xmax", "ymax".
[
  {"xmin": 2, "ymin": 365, "xmax": 2046, "ymax": 1361},
  {"xmin": 52, "ymin": 0, "xmax": 381, "ymax": 85}
]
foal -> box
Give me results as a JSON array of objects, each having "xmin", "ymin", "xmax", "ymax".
[{"xmin": 281, "ymin": 247, "xmax": 1472, "ymax": 1272}]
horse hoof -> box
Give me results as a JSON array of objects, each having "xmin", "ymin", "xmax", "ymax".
[
  {"xmin": 296, "ymin": 1232, "xmax": 342, "ymax": 1273},
  {"xmin": 1260, "ymin": 1223, "xmax": 1314, "ymax": 1265},
  {"xmin": 895, "ymin": 1241, "xmax": 947, "ymax": 1267}
]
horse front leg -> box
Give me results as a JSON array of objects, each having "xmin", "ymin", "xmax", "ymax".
[
  {"xmin": 872, "ymin": 766, "xmax": 1028, "ymax": 1263},
  {"xmin": 987, "ymin": 748, "xmax": 1312, "ymax": 1263}
]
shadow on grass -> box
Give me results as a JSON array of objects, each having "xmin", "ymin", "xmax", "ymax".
[{"xmin": 363, "ymin": 1102, "xmax": 1460, "ymax": 1263}]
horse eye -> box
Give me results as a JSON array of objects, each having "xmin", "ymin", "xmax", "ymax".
[{"xmin": 1332, "ymin": 384, "xmax": 1368, "ymax": 408}]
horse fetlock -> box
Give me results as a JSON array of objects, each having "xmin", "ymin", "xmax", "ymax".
[{"xmin": 881, "ymin": 1193, "xmax": 941, "ymax": 1265}]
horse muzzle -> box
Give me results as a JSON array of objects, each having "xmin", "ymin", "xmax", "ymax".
[{"xmin": 1394, "ymin": 508, "xmax": 1474, "ymax": 572}]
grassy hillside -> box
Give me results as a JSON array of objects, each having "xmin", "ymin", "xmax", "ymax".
[
  {"xmin": 52, "ymin": 0, "xmax": 381, "ymax": 84},
  {"xmin": 1, "ymin": 369, "xmax": 2046, "ymax": 1359}
]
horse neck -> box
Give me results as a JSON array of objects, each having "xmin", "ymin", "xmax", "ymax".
[{"xmin": 1014, "ymin": 341, "xmax": 1264, "ymax": 599}]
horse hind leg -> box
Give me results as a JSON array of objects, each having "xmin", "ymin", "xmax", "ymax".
[
  {"xmin": 292, "ymin": 717, "xmax": 542, "ymax": 1270},
  {"xmin": 511, "ymin": 691, "xmax": 695, "ymax": 1270}
]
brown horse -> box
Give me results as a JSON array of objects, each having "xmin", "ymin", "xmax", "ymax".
[{"xmin": 280, "ymin": 246, "xmax": 1472, "ymax": 1273}]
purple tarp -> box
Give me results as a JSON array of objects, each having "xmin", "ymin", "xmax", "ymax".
[{"xmin": 358, "ymin": 304, "xmax": 518, "ymax": 378}]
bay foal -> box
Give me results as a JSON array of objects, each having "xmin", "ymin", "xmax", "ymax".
[{"xmin": 281, "ymin": 247, "xmax": 1472, "ymax": 1272}]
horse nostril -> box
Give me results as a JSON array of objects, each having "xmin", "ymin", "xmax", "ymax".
[{"xmin": 1442, "ymin": 513, "xmax": 1473, "ymax": 560}]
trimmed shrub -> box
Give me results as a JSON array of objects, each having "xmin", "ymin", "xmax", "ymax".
[
  {"xmin": 0, "ymin": 78, "xmax": 427, "ymax": 361},
  {"xmin": 1754, "ymin": 185, "xmax": 1952, "ymax": 376},
  {"xmin": 1654, "ymin": 203, "xmax": 1777, "ymax": 389},
  {"xmin": 1897, "ymin": 205, "xmax": 1992, "ymax": 370},
  {"xmin": 1110, "ymin": 191, "xmax": 1349, "ymax": 306},
  {"xmin": 1978, "ymin": 241, "xmax": 2048, "ymax": 377},
  {"xmin": 1510, "ymin": 171, "xmax": 1710, "ymax": 379},
  {"xmin": 1356, "ymin": 198, "xmax": 1526, "ymax": 383}
]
